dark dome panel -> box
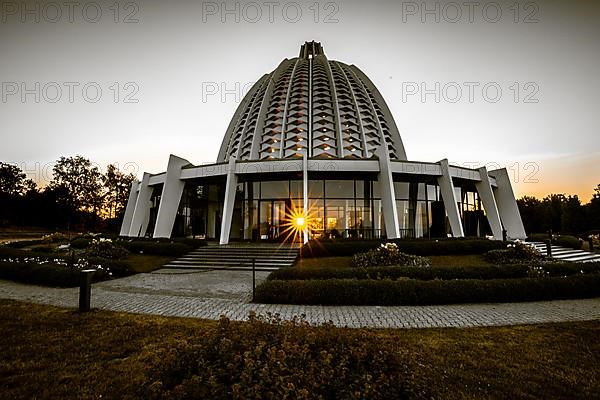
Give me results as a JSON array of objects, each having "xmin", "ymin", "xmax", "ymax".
[{"xmin": 217, "ymin": 41, "xmax": 407, "ymax": 162}]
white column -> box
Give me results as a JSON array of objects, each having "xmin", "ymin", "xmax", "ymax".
[
  {"xmin": 474, "ymin": 166, "xmax": 503, "ymax": 240},
  {"xmin": 489, "ymin": 168, "xmax": 527, "ymax": 239},
  {"xmin": 376, "ymin": 144, "xmax": 400, "ymax": 239},
  {"xmin": 302, "ymin": 153, "xmax": 309, "ymax": 244},
  {"xmin": 128, "ymin": 173, "xmax": 153, "ymax": 237},
  {"xmin": 152, "ymin": 155, "xmax": 190, "ymax": 238},
  {"xmin": 219, "ymin": 157, "xmax": 238, "ymax": 245},
  {"xmin": 119, "ymin": 179, "xmax": 139, "ymax": 237},
  {"xmin": 437, "ymin": 159, "xmax": 464, "ymax": 237}
]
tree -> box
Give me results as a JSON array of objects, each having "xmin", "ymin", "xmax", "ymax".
[
  {"xmin": 49, "ymin": 156, "xmax": 104, "ymax": 227},
  {"xmin": 561, "ymin": 195, "xmax": 585, "ymax": 234},
  {"xmin": 103, "ymin": 164, "xmax": 135, "ymax": 219},
  {"xmin": 0, "ymin": 162, "xmax": 36, "ymax": 196}
]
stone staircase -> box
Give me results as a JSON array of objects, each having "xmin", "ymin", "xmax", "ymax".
[
  {"xmin": 162, "ymin": 243, "xmax": 300, "ymax": 272},
  {"xmin": 528, "ymin": 241, "xmax": 600, "ymax": 263}
]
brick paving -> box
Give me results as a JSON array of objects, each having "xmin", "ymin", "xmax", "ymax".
[{"xmin": 0, "ymin": 271, "xmax": 599, "ymax": 328}]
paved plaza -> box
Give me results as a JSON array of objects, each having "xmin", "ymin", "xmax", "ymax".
[{"xmin": 1, "ymin": 269, "xmax": 599, "ymax": 328}]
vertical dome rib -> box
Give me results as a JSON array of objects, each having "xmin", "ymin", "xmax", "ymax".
[
  {"xmin": 217, "ymin": 41, "xmax": 407, "ymax": 163},
  {"xmin": 335, "ymin": 62, "xmax": 369, "ymax": 158}
]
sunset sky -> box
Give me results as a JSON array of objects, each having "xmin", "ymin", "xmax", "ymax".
[{"xmin": 1, "ymin": 0, "xmax": 598, "ymax": 201}]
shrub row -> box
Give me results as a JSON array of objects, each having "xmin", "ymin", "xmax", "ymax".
[
  {"xmin": 143, "ymin": 314, "xmax": 411, "ymax": 399},
  {"xmin": 301, "ymin": 238, "xmax": 506, "ymax": 258},
  {"xmin": 0, "ymin": 261, "xmax": 108, "ymax": 287},
  {"xmin": 4, "ymin": 239, "xmax": 43, "ymax": 249},
  {"xmin": 267, "ymin": 262, "xmax": 600, "ymax": 282},
  {"xmin": 255, "ymin": 274, "xmax": 600, "ymax": 306}
]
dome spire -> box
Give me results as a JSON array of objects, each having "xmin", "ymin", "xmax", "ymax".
[{"xmin": 299, "ymin": 41, "xmax": 324, "ymax": 59}]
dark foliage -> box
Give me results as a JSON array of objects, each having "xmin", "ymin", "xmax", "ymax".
[
  {"xmin": 255, "ymin": 273, "xmax": 600, "ymax": 306},
  {"xmin": 0, "ymin": 261, "xmax": 109, "ymax": 287},
  {"xmin": 143, "ymin": 314, "xmax": 412, "ymax": 399},
  {"xmin": 301, "ymin": 238, "xmax": 506, "ymax": 258},
  {"xmin": 267, "ymin": 262, "xmax": 600, "ymax": 282}
]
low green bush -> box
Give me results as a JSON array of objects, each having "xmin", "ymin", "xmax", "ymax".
[
  {"xmin": 86, "ymin": 257, "xmax": 133, "ymax": 277},
  {"xmin": 143, "ymin": 314, "xmax": 410, "ymax": 399},
  {"xmin": 86, "ymin": 239, "xmax": 129, "ymax": 260},
  {"xmin": 351, "ymin": 242, "xmax": 430, "ymax": 268},
  {"xmin": 255, "ymin": 273, "xmax": 600, "ymax": 306},
  {"xmin": 301, "ymin": 238, "xmax": 505, "ymax": 258},
  {"xmin": 554, "ymin": 235, "xmax": 583, "ymax": 250},
  {"xmin": 0, "ymin": 261, "xmax": 108, "ymax": 287},
  {"xmin": 483, "ymin": 242, "xmax": 544, "ymax": 264},
  {"xmin": 269, "ymin": 265, "xmax": 525, "ymax": 281},
  {"xmin": 527, "ymin": 234, "xmax": 583, "ymax": 250},
  {"xmin": 4, "ymin": 240, "xmax": 43, "ymax": 249},
  {"xmin": 70, "ymin": 237, "xmax": 92, "ymax": 249},
  {"xmin": 0, "ymin": 246, "xmax": 64, "ymax": 260},
  {"xmin": 268, "ymin": 263, "xmax": 600, "ymax": 282}
]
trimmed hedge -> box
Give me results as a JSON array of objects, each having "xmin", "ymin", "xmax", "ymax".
[
  {"xmin": 0, "ymin": 246, "xmax": 65, "ymax": 260},
  {"xmin": 4, "ymin": 239, "xmax": 43, "ymax": 249},
  {"xmin": 0, "ymin": 261, "xmax": 108, "ymax": 287},
  {"xmin": 301, "ymin": 238, "xmax": 506, "ymax": 258},
  {"xmin": 255, "ymin": 273, "xmax": 600, "ymax": 306},
  {"xmin": 267, "ymin": 262, "xmax": 600, "ymax": 282}
]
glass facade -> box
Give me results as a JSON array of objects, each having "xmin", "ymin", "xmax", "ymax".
[{"xmin": 171, "ymin": 177, "xmax": 490, "ymax": 241}]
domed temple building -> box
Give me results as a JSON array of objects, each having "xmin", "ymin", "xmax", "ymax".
[{"xmin": 120, "ymin": 41, "xmax": 526, "ymax": 244}]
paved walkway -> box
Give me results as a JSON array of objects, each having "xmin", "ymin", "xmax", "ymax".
[{"xmin": 1, "ymin": 271, "xmax": 599, "ymax": 328}]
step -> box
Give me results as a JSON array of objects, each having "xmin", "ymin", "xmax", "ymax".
[
  {"xmin": 561, "ymin": 254, "xmax": 600, "ymax": 262},
  {"xmin": 168, "ymin": 260, "xmax": 293, "ymax": 267},
  {"xmin": 162, "ymin": 264, "xmax": 281, "ymax": 272}
]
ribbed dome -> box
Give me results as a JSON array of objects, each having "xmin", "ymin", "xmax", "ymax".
[{"xmin": 217, "ymin": 41, "xmax": 407, "ymax": 162}]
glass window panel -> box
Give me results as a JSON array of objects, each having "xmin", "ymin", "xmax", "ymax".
[
  {"xmin": 261, "ymin": 181, "xmax": 289, "ymax": 199},
  {"xmin": 308, "ymin": 199, "xmax": 325, "ymax": 238},
  {"xmin": 372, "ymin": 181, "xmax": 381, "ymax": 198},
  {"xmin": 355, "ymin": 180, "xmax": 364, "ymax": 198},
  {"xmin": 326, "ymin": 180, "xmax": 354, "ymax": 198},
  {"xmin": 289, "ymin": 180, "xmax": 303, "ymax": 199},
  {"xmin": 396, "ymin": 200, "xmax": 410, "ymax": 231},
  {"xmin": 427, "ymin": 184, "xmax": 439, "ymax": 201},
  {"xmin": 417, "ymin": 183, "xmax": 427, "ymax": 200},
  {"xmin": 308, "ymin": 180, "xmax": 324, "ymax": 198},
  {"xmin": 394, "ymin": 182, "xmax": 410, "ymax": 199}
]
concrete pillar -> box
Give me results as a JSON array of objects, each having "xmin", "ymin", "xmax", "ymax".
[
  {"xmin": 474, "ymin": 167, "xmax": 504, "ymax": 240},
  {"xmin": 489, "ymin": 168, "xmax": 527, "ymax": 239},
  {"xmin": 376, "ymin": 144, "xmax": 400, "ymax": 239},
  {"xmin": 152, "ymin": 155, "xmax": 190, "ymax": 238},
  {"xmin": 119, "ymin": 179, "xmax": 139, "ymax": 237},
  {"xmin": 437, "ymin": 159, "xmax": 464, "ymax": 238},
  {"xmin": 219, "ymin": 157, "xmax": 238, "ymax": 245},
  {"xmin": 128, "ymin": 173, "xmax": 153, "ymax": 237}
]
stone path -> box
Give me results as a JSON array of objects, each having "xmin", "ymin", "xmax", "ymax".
[{"xmin": 1, "ymin": 270, "xmax": 599, "ymax": 328}]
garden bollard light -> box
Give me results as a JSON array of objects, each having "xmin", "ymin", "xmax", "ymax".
[
  {"xmin": 502, "ymin": 229, "xmax": 507, "ymax": 242},
  {"xmin": 79, "ymin": 269, "xmax": 96, "ymax": 312},
  {"xmin": 545, "ymin": 240, "xmax": 552, "ymax": 258},
  {"xmin": 589, "ymin": 237, "xmax": 594, "ymax": 252}
]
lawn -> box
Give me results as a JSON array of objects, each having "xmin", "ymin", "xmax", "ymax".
[
  {"xmin": 125, "ymin": 254, "xmax": 174, "ymax": 273},
  {"xmin": 0, "ymin": 299, "xmax": 598, "ymax": 399}
]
